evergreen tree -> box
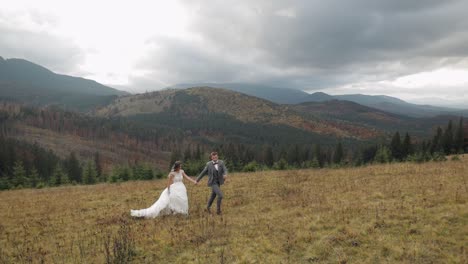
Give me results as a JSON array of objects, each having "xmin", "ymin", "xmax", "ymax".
[
  {"xmin": 278, "ymin": 147, "xmax": 287, "ymax": 161},
  {"xmin": 0, "ymin": 176, "xmax": 10, "ymax": 190},
  {"xmin": 183, "ymin": 147, "xmax": 192, "ymax": 160},
  {"xmin": 194, "ymin": 145, "xmax": 202, "ymax": 160},
  {"xmin": 361, "ymin": 145, "xmax": 378, "ymax": 163},
  {"xmin": 374, "ymin": 145, "xmax": 391, "ymax": 163},
  {"xmin": 5, "ymin": 143, "xmax": 16, "ymax": 177},
  {"xmin": 65, "ymin": 152, "xmax": 82, "ymax": 183},
  {"xmin": 132, "ymin": 163, "xmax": 149, "ymax": 180},
  {"xmin": 45, "ymin": 150, "xmax": 59, "ymax": 183},
  {"xmin": 142, "ymin": 164, "xmax": 154, "ymax": 180},
  {"xmin": 442, "ymin": 120, "xmax": 453, "ymax": 154},
  {"xmin": 12, "ymin": 160, "xmax": 27, "ymax": 188},
  {"xmin": 94, "ymin": 152, "xmax": 103, "ymax": 179},
  {"xmin": 83, "ymin": 161, "xmax": 97, "ymax": 184},
  {"xmin": 333, "ymin": 141, "xmax": 344, "ymax": 165},
  {"xmin": 390, "ymin": 132, "xmax": 402, "ymax": 161},
  {"xmin": 314, "ymin": 144, "xmax": 324, "ymax": 168},
  {"xmin": 401, "ymin": 132, "xmax": 412, "ymax": 159},
  {"xmin": 287, "ymin": 145, "xmax": 300, "ymax": 166},
  {"xmin": 264, "ymin": 145, "xmax": 274, "ymax": 167},
  {"xmin": 51, "ymin": 164, "xmax": 69, "ymax": 186},
  {"xmin": 111, "ymin": 166, "xmax": 131, "ymax": 182},
  {"xmin": 454, "ymin": 117, "xmax": 464, "ymax": 153},
  {"xmin": 310, "ymin": 157, "xmax": 320, "ymax": 168},
  {"xmin": 29, "ymin": 167, "xmax": 39, "ymax": 188},
  {"xmin": 431, "ymin": 127, "xmax": 444, "ymax": 154}
]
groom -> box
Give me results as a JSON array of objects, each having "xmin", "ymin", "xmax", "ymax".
[{"xmin": 196, "ymin": 152, "xmax": 228, "ymax": 215}]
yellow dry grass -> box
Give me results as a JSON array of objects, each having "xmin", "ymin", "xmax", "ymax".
[{"xmin": 0, "ymin": 156, "xmax": 467, "ymax": 263}]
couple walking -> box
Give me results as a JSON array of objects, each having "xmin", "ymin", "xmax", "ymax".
[{"xmin": 130, "ymin": 152, "xmax": 227, "ymax": 218}]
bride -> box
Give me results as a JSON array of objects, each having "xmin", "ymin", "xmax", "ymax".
[{"xmin": 130, "ymin": 161, "xmax": 197, "ymax": 218}]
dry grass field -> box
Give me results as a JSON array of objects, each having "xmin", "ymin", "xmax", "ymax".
[{"xmin": 0, "ymin": 156, "xmax": 467, "ymax": 263}]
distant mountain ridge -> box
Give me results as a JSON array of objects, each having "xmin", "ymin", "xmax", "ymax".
[
  {"xmin": 0, "ymin": 56, "xmax": 128, "ymax": 111},
  {"xmin": 95, "ymin": 87, "xmax": 453, "ymax": 144},
  {"xmin": 172, "ymin": 82, "xmax": 468, "ymax": 118},
  {"xmin": 329, "ymin": 93, "xmax": 468, "ymax": 118},
  {"xmin": 95, "ymin": 87, "xmax": 385, "ymax": 141}
]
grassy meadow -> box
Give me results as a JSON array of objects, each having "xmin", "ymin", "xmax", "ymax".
[{"xmin": 0, "ymin": 156, "xmax": 467, "ymax": 263}]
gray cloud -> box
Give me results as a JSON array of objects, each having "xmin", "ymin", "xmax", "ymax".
[
  {"xmin": 0, "ymin": 11, "xmax": 84, "ymax": 73},
  {"xmin": 131, "ymin": 0, "xmax": 468, "ymax": 96},
  {"xmin": 1, "ymin": 1, "xmax": 467, "ymax": 102}
]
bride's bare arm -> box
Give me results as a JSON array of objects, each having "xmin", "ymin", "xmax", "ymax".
[{"xmin": 182, "ymin": 171, "xmax": 197, "ymax": 184}]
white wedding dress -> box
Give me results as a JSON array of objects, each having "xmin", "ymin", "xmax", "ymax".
[{"xmin": 130, "ymin": 170, "xmax": 189, "ymax": 218}]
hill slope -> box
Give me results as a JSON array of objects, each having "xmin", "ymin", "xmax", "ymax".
[
  {"xmin": 96, "ymin": 87, "xmax": 455, "ymax": 142},
  {"xmin": 171, "ymin": 82, "xmax": 311, "ymax": 104},
  {"xmin": 95, "ymin": 87, "xmax": 383, "ymax": 141},
  {"xmin": 0, "ymin": 57, "xmax": 127, "ymax": 111},
  {"xmin": 0, "ymin": 158, "xmax": 466, "ymax": 262}
]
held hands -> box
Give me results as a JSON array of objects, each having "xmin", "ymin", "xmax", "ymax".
[{"xmin": 191, "ymin": 177, "xmax": 198, "ymax": 185}]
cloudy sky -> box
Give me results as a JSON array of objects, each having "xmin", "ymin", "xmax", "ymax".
[{"xmin": 1, "ymin": 0, "xmax": 468, "ymax": 106}]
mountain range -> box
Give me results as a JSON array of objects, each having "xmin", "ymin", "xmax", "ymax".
[
  {"xmin": 1, "ymin": 57, "xmax": 465, "ymax": 168},
  {"xmin": 171, "ymin": 83, "xmax": 468, "ymax": 118},
  {"xmin": 0, "ymin": 56, "xmax": 127, "ymax": 111}
]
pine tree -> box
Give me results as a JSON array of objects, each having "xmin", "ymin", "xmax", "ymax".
[
  {"xmin": 287, "ymin": 145, "xmax": 300, "ymax": 166},
  {"xmin": 6, "ymin": 144, "xmax": 16, "ymax": 177},
  {"xmin": 454, "ymin": 117, "xmax": 464, "ymax": 153},
  {"xmin": 401, "ymin": 132, "xmax": 412, "ymax": 159},
  {"xmin": 374, "ymin": 145, "xmax": 391, "ymax": 163},
  {"xmin": 183, "ymin": 147, "xmax": 192, "ymax": 161},
  {"xmin": 361, "ymin": 145, "xmax": 378, "ymax": 164},
  {"xmin": 65, "ymin": 152, "xmax": 82, "ymax": 183},
  {"xmin": 51, "ymin": 164, "xmax": 69, "ymax": 186},
  {"xmin": 278, "ymin": 147, "xmax": 287, "ymax": 161},
  {"xmin": 94, "ymin": 152, "xmax": 103, "ymax": 179},
  {"xmin": 310, "ymin": 157, "xmax": 320, "ymax": 168},
  {"xmin": 195, "ymin": 145, "xmax": 202, "ymax": 160},
  {"xmin": 59, "ymin": 168, "xmax": 70, "ymax": 185},
  {"xmin": 83, "ymin": 161, "xmax": 97, "ymax": 184},
  {"xmin": 29, "ymin": 167, "xmax": 39, "ymax": 188},
  {"xmin": 264, "ymin": 146, "xmax": 274, "ymax": 167},
  {"xmin": 12, "ymin": 160, "xmax": 27, "ymax": 188},
  {"xmin": 442, "ymin": 120, "xmax": 453, "ymax": 154},
  {"xmin": 390, "ymin": 132, "xmax": 402, "ymax": 161},
  {"xmin": 431, "ymin": 127, "xmax": 444, "ymax": 154},
  {"xmin": 314, "ymin": 144, "xmax": 324, "ymax": 168},
  {"xmin": 333, "ymin": 141, "xmax": 344, "ymax": 165},
  {"xmin": 142, "ymin": 164, "xmax": 154, "ymax": 180}
]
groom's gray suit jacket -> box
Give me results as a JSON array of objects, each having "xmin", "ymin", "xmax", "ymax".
[{"xmin": 196, "ymin": 160, "xmax": 227, "ymax": 186}]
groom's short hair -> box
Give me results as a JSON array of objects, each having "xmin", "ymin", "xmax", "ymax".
[{"xmin": 210, "ymin": 152, "xmax": 218, "ymax": 157}]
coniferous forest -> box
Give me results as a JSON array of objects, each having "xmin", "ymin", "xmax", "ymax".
[{"xmin": 1, "ymin": 110, "xmax": 465, "ymax": 190}]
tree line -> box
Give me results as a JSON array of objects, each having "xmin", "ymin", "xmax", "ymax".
[
  {"xmin": 0, "ymin": 137, "xmax": 165, "ymax": 190},
  {"xmin": 176, "ymin": 118, "xmax": 466, "ymax": 174},
  {"xmin": 0, "ymin": 116, "xmax": 464, "ymax": 191}
]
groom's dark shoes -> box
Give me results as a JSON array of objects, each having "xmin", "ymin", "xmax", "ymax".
[{"xmin": 205, "ymin": 207, "xmax": 212, "ymax": 214}]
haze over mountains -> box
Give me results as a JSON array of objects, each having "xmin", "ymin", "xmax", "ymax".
[{"xmin": 1, "ymin": 56, "xmax": 466, "ymax": 118}]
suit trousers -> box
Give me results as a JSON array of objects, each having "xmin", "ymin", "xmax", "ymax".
[{"xmin": 207, "ymin": 184, "xmax": 223, "ymax": 212}]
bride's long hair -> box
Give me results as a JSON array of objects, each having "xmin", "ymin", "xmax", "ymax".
[{"xmin": 172, "ymin": 161, "xmax": 182, "ymax": 172}]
